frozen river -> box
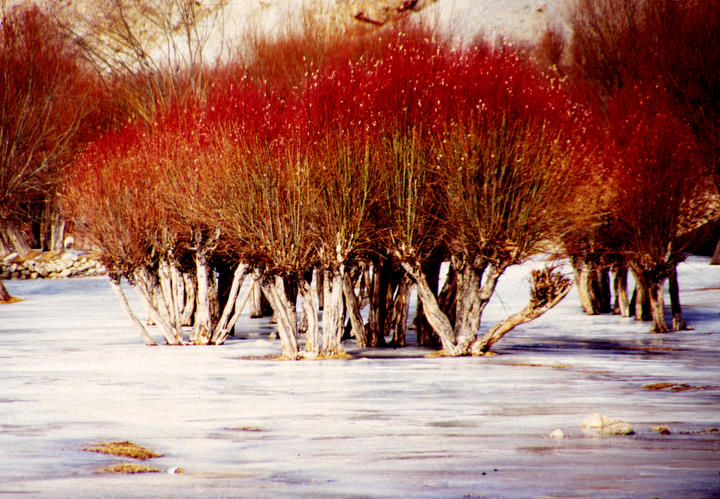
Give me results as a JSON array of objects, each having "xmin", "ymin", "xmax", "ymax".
[{"xmin": 1, "ymin": 257, "xmax": 719, "ymax": 497}]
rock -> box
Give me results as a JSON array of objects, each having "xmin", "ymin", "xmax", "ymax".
[
  {"xmin": 63, "ymin": 236, "xmax": 74, "ymax": 249},
  {"xmin": 550, "ymin": 429, "xmax": 565, "ymax": 439},
  {"xmin": 582, "ymin": 413, "xmax": 606, "ymax": 428},
  {"xmin": 30, "ymin": 272, "xmax": 38, "ymax": 280},
  {"xmin": 2, "ymin": 252, "xmax": 18, "ymax": 264},
  {"xmin": 582, "ymin": 413, "xmax": 634, "ymax": 435},
  {"xmin": 61, "ymin": 251, "xmax": 79, "ymax": 263},
  {"xmin": 59, "ymin": 268, "xmax": 73, "ymax": 278},
  {"xmin": 9, "ymin": 263, "xmax": 17, "ymax": 273}
]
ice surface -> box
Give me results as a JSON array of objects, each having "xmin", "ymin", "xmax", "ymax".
[{"xmin": 1, "ymin": 256, "xmax": 719, "ymax": 497}]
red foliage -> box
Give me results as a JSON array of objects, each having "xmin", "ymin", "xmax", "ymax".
[
  {"xmin": 605, "ymin": 84, "xmax": 711, "ymax": 271},
  {"xmin": 1, "ymin": 4, "xmax": 104, "ymax": 221}
]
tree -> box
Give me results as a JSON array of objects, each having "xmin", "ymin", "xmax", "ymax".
[
  {"xmin": 604, "ymin": 85, "xmax": 716, "ymax": 333},
  {"xmin": 373, "ymin": 38, "xmax": 585, "ymax": 355},
  {"xmin": 1, "ymin": 4, "xmax": 101, "ymax": 300},
  {"xmin": 562, "ymin": 0, "xmax": 720, "ymax": 262}
]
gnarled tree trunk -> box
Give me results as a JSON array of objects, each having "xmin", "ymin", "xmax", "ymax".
[
  {"xmin": 401, "ymin": 260, "xmax": 461, "ymax": 356},
  {"xmin": 629, "ymin": 267, "xmax": 652, "ymax": 321},
  {"xmin": 321, "ymin": 268, "xmax": 345, "ymax": 356},
  {"xmin": 211, "ymin": 263, "xmax": 250, "ymax": 344},
  {"xmin": 389, "ymin": 274, "xmax": 412, "ymax": 347},
  {"xmin": 299, "ymin": 278, "xmax": 320, "ymax": 356},
  {"xmin": 647, "ymin": 277, "xmax": 670, "ymax": 333},
  {"xmin": 471, "ymin": 267, "xmax": 572, "ymax": 354},
  {"xmin": 0, "ymin": 279, "xmax": 12, "ymax": 302},
  {"xmin": 262, "ymin": 275, "xmax": 299, "ymax": 359},
  {"xmin": 612, "ymin": 264, "xmax": 631, "ymax": 317},
  {"xmin": 416, "ymin": 259, "xmax": 442, "ymax": 348},
  {"xmin": 133, "ymin": 266, "xmax": 185, "ymax": 345},
  {"xmin": 5, "ymin": 223, "xmax": 31, "ymax": 257},
  {"xmin": 108, "ymin": 274, "xmax": 157, "ymax": 346},
  {"xmin": 342, "ymin": 269, "xmax": 367, "ymax": 347},
  {"xmin": 668, "ymin": 265, "xmax": 688, "ymax": 331},
  {"xmin": 193, "ymin": 246, "xmax": 219, "ymax": 344},
  {"xmin": 367, "ymin": 257, "xmax": 391, "ymax": 347},
  {"xmin": 571, "ymin": 255, "xmax": 610, "ymax": 315}
]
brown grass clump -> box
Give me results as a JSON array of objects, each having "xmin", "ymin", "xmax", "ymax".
[
  {"xmin": 651, "ymin": 426, "xmax": 671, "ymax": 435},
  {"xmin": 0, "ymin": 296, "xmax": 23, "ymax": 304},
  {"xmin": 83, "ymin": 441, "xmax": 163, "ymax": 460},
  {"xmin": 508, "ymin": 362, "xmax": 572, "ymax": 369},
  {"xmin": 643, "ymin": 382, "xmax": 676, "ymax": 391},
  {"xmin": 94, "ymin": 462, "xmax": 162, "ymax": 474},
  {"xmin": 228, "ymin": 426, "xmax": 266, "ymax": 432},
  {"xmin": 643, "ymin": 382, "xmax": 711, "ymax": 392}
]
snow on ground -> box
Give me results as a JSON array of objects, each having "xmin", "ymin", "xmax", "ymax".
[{"xmin": 1, "ymin": 256, "xmax": 719, "ymax": 497}]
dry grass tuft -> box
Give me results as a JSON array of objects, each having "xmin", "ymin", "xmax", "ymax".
[
  {"xmin": 651, "ymin": 425, "xmax": 671, "ymax": 435},
  {"xmin": 83, "ymin": 441, "xmax": 163, "ymax": 460},
  {"xmin": 94, "ymin": 462, "xmax": 162, "ymax": 474},
  {"xmin": 508, "ymin": 362, "xmax": 572, "ymax": 369},
  {"xmin": 228, "ymin": 426, "xmax": 267, "ymax": 432},
  {"xmin": 0, "ymin": 296, "xmax": 23, "ymax": 304},
  {"xmin": 424, "ymin": 350, "xmax": 450, "ymax": 358},
  {"xmin": 642, "ymin": 382, "xmax": 712, "ymax": 392}
]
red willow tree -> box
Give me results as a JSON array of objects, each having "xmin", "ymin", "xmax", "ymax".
[
  {"xmin": 65, "ymin": 102, "xmax": 256, "ymax": 346},
  {"xmin": 604, "ymin": 86, "xmax": 715, "ymax": 333},
  {"xmin": 540, "ymin": 0, "xmax": 720, "ymax": 326},
  {"xmin": 363, "ymin": 35, "xmax": 589, "ymax": 356},
  {"xmin": 0, "ymin": 4, "xmax": 102, "ymax": 301},
  {"xmin": 67, "ymin": 20, "xmax": 590, "ymax": 356}
]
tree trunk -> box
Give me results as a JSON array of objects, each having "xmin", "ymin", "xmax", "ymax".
[
  {"xmin": 5, "ymin": 223, "xmax": 31, "ymax": 257},
  {"xmin": 321, "ymin": 268, "xmax": 345, "ymax": 355},
  {"xmin": 630, "ymin": 267, "xmax": 652, "ymax": 321},
  {"xmin": 214, "ymin": 270, "xmax": 257, "ymax": 344},
  {"xmin": 133, "ymin": 267, "xmax": 185, "ymax": 345},
  {"xmin": 472, "ymin": 268, "xmax": 573, "ymax": 354},
  {"xmin": 158, "ymin": 258, "xmax": 182, "ymax": 334},
  {"xmin": 108, "ymin": 275, "xmax": 157, "ymax": 345},
  {"xmin": 211, "ymin": 263, "xmax": 250, "ymax": 344},
  {"xmin": 647, "ymin": 276, "xmax": 670, "ymax": 333},
  {"xmin": 262, "ymin": 275, "xmax": 299, "ymax": 359},
  {"xmin": 598, "ymin": 267, "xmax": 612, "ymax": 313},
  {"xmin": 180, "ymin": 272, "xmax": 196, "ymax": 326},
  {"xmin": 367, "ymin": 257, "xmax": 392, "ymax": 347},
  {"xmin": 390, "ymin": 274, "xmax": 412, "ymax": 347},
  {"xmin": 571, "ymin": 255, "xmax": 608, "ymax": 315},
  {"xmin": 299, "ymin": 278, "xmax": 320, "ymax": 356},
  {"xmin": 401, "ymin": 261, "xmax": 461, "ymax": 356},
  {"xmin": 453, "ymin": 258, "xmax": 506, "ymax": 352},
  {"xmin": 0, "ymin": 233, "xmax": 10, "ymax": 258},
  {"xmin": 612, "ymin": 265, "xmax": 631, "ymax": 317},
  {"xmin": 48, "ymin": 212, "xmax": 65, "ymax": 253},
  {"xmin": 710, "ymin": 235, "xmax": 720, "ymax": 265},
  {"xmin": 668, "ymin": 265, "xmax": 688, "ymax": 331},
  {"xmin": 249, "ymin": 280, "xmax": 269, "ymax": 318},
  {"xmin": 342, "ymin": 269, "xmax": 367, "ymax": 347},
  {"xmin": 0, "ymin": 279, "xmax": 12, "ymax": 302},
  {"xmin": 416, "ymin": 259, "xmax": 442, "ymax": 347},
  {"xmin": 216, "ymin": 261, "xmax": 235, "ymax": 322},
  {"xmin": 193, "ymin": 247, "xmax": 217, "ymax": 344},
  {"xmin": 316, "ymin": 270, "xmax": 325, "ymax": 311}
]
